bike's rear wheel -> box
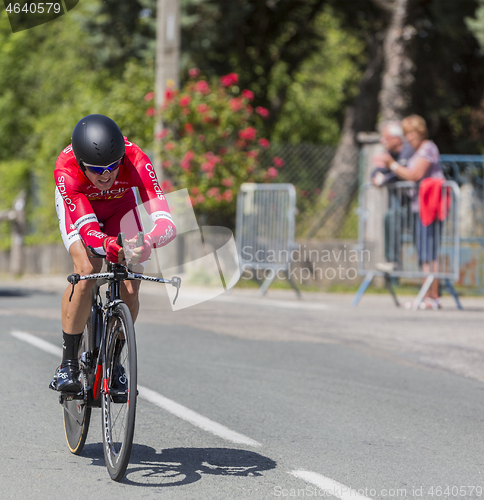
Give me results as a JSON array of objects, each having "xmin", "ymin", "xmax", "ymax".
[
  {"xmin": 102, "ymin": 302, "xmax": 137, "ymax": 481},
  {"xmin": 62, "ymin": 321, "xmax": 92, "ymax": 455}
]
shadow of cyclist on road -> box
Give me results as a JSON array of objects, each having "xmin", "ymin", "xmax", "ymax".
[{"xmin": 82, "ymin": 443, "xmax": 276, "ymax": 487}]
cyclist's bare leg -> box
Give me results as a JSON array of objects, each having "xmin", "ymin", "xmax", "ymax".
[
  {"xmin": 121, "ymin": 267, "xmax": 141, "ymax": 323},
  {"xmin": 62, "ymin": 239, "xmax": 102, "ymax": 335}
]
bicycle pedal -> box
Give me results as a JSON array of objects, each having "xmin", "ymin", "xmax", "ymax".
[{"xmin": 60, "ymin": 390, "xmax": 84, "ymax": 401}]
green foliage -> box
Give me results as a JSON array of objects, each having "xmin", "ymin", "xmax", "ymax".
[
  {"xmin": 156, "ymin": 72, "xmax": 282, "ymax": 228},
  {"xmin": 0, "ymin": 160, "xmax": 30, "ymax": 250},
  {"xmin": 411, "ymin": 0, "xmax": 484, "ymax": 153},
  {"xmin": 270, "ymin": 6, "xmax": 365, "ymax": 144},
  {"xmin": 181, "ymin": 0, "xmax": 328, "ymax": 129},
  {"xmin": 0, "ymin": 2, "xmax": 155, "ymax": 246},
  {"xmin": 76, "ymin": 0, "xmax": 157, "ymax": 72}
]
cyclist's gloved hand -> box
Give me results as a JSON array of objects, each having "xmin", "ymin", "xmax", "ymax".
[
  {"xmin": 135, "ymin": 235, "xmax": 153, "ymax": 263},
  {"xmin": 104, "ymin": 236, "xmax": 123, "ymax": 263},
  {"xmin": 139, "ymin": 234, "xmax": 153, "ymax": 263},
  {"xmin": 126, "ymin": 234, "xmax": 152, "ymax": 264}
]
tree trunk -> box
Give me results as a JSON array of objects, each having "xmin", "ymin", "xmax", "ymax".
[
  {"xmin": 303, "ymin": 33, "xmax": 384, "ymax": 239},
  {"xmin": 303, "ymin": 0, "xmax": 418, "ymax": 239},
  {"xmin": 378, "ymin": 0, "xmax": 417, "ymax": 121}
]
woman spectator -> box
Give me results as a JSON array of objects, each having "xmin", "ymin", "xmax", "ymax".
[{"xmin": 381, "ymin": 114, "xmax": 444, "ymax": 310}]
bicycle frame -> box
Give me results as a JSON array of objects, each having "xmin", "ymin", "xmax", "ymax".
[
  {"xmin": 67, "ymin": 262, "xmax": 181, "ymax": 403},
  {"xmin": 61, "ymin": 231, "xmax": 181, "ymax": 480}
]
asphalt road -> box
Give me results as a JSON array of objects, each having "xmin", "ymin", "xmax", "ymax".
[{"xmin": 1, "ymin": 276, "xmax": 484, "ymax": 500}]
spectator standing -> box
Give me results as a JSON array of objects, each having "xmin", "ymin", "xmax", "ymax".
[
  {"xmin": 371, "ymin": 121, "xmax": 414, "ymax": 187},
  {"xmin": 380, "ymin": 114, "xmax": 444, "ymax": 310},
  {"xmin": 372, "ymin": 122, "xmax": 414, "ymax": 271}
]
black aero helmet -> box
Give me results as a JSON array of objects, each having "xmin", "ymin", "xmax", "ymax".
[{"xmin": 71, "ymin": 114, "xmax": 125, "ymax": 171}]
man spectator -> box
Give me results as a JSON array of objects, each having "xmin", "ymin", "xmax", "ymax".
[
  {"xmin": 371, "ymin": 121, "xmax": 414, "ymax": 272},
  {"xmin": 372, "ymin": 121, "xmax": 414, "ymax": 187}
]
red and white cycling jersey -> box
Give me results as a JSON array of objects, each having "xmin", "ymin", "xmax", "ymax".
[{"xmin": 55, "ymin": 138, "xmax": 176, "ymax": 252}]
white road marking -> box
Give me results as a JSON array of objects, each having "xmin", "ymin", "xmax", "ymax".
[
  {"xmin": 138, "ymin": 385, "xmax": 260, "ymax": 447},
  {"xmin": 11, "ymin": 330, "xmax": 261, "ymax": 447},
  {"xmin": 11, "ymin": 330, "xmax": 63, "ymax": 357},
  {"xmin": 291, "ymin": 470, "xmax": 373, "ymax": 500}
]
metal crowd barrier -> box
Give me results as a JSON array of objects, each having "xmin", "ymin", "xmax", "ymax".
[
  {"xmin": 439, "ymin": 155, "xmax": 484, "ymax": 292},
  {"xmin": 235, "ymin": 183, "xmax": 300, "ymax": 297},
  {"xmin": 352, "ymin": 180, "xmax": 462, "ymax": 310}
]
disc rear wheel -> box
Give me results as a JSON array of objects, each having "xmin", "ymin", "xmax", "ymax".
[{"xmin": 62, "ymin": 323, "xmax": 92, "ymax": 455}]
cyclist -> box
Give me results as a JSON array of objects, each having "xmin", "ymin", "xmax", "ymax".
[{"xmin": 50, "ymin": 114, "xmax": 176, "ymax": 392}]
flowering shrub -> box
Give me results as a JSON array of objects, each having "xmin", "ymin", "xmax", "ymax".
[{"xmin": 147, "ymin": 70, "xmax": 284, "ymax": 227}]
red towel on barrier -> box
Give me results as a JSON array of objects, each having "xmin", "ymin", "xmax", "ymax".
[{"xmin": 419, "ymin": 177, "xmax": 451, "ymax": 227}]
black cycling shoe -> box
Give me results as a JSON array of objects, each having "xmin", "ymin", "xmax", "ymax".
[
  {"xmin": 110, "ymin": 365, "xmax": 128, "ymax": 403},
  {"xmin": 49, "ymin": 360, "xmax": 82, "ymax": 393}
]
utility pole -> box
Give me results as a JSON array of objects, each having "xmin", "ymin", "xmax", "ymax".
[{"xmin": 155, "ymin": 0, "xmax": 181, "ymax": 181}]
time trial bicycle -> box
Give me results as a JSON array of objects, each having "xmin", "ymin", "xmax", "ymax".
[{"xmin": 58, "ymin": 232, "xmax": 181, "ymax": 481}]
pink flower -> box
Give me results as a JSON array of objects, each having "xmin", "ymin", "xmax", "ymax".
[
  {"xmin": 256, "ymin": 106, "xmax": 269, "ymax": 118},
  {"xmin": 184, "ymin": 150, "xmax": 195, "ymax": 161},
  {"xmin": 204, "ymin": 152, "xmax": 222, "ymax": 164},
  {"xmin": 188, "ymin": 67, "xmax": 200, "ymax": 78},
  {"xmin": 165, "ymin": 89, "xmax": 178, "ymax": 102},
  {"xmin": 194, "ymin": 80, "xmax": 210, "ymax": 94},
  {"xmin": 181, "ymin": 108, "xmax": 190, "ymax": 116},
  {"xmin": 220, "ymin": 72, "xmax": 239, "ymax": 87},
  {"xmin": 144, "ymin": 91, "xmax": 154, "ymax": 102},
  {"xmin": 184, "ymin": 123, "xmax": 194, "ymax": 134},
  {"xmin": 273, "ymin": 156, "xmax": 285, "ymax": 168},
  {"xmin": 246, "ymin": 150, "xmax": 258, "ymax": 158},
  {"xmin": 201, "ymin": 162, "xmax": 215, "ymax": 173},
  {"xmin": 191, "ymin": 187, "xmax": 200, "ymax": 195},
  {"xmin": 180, "ymin": 159, "xmax": 191, "ymax": 171},
  {"xmin": 179, "ymin": 95, "xmax": 191, "ymax": 107},
  {"xmin": 207, "ymin": 187, "xmax": 220, "ymax": 197},
  {"xmin": 246, "ymin": 105, "xmax": 253, "ymax": 115},
  {"xmin": 145, "ymin": 107, "xmax": 155, "ymax": 117},
  {"xmin": 195, "ymin": 194, "xmax": 205, "ymax": 205},
  {"xmin": 258, "ymin": 138, "xmax": 270, "ymax": 149},
  {"xmin": 222, "ymin": 190, "xmax": 233, "ymax": 202},
  {"xmin": 229, "ymin": 98, "xmax": 244, "ymax": 112},
  {"xmin": 196, "ymin": 104, "xmax": 210, "ymax": 114},
  {"xmin": 180, "ymin": 151, "xmax": 195, "ymax": 170},
  {"xmin": 238, "ymin": 127, "xmax": 257, "ymax": 141},
  {"xmin": 161, "ymin": 180, "xmax": 173, "ymax": 192},
  {"xmin": 242, "ymin": 89, "xmax": 254, "ymax": 101},
  {"xmin": 222, "ymin": 178, "xmax": 234, "ymax": 187},
  {"xmin": 265, "ymin": 167, "xmax": 278, "ymax": 179},
  {"xmin": 165, "ymin": 142, "xmax": 175, "ymax": 151},
  {"xmin": 155, "ymin": 129, "xmax": 169, "ymax": 139},
  {"xmin": 162, "ymin": 160, "xmax": 172, "ymax": 169}
]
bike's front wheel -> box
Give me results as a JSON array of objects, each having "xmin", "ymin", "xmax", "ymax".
[{"xmin": 102, "ymin": 302, "xmax": 137, "ymax": 482}]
